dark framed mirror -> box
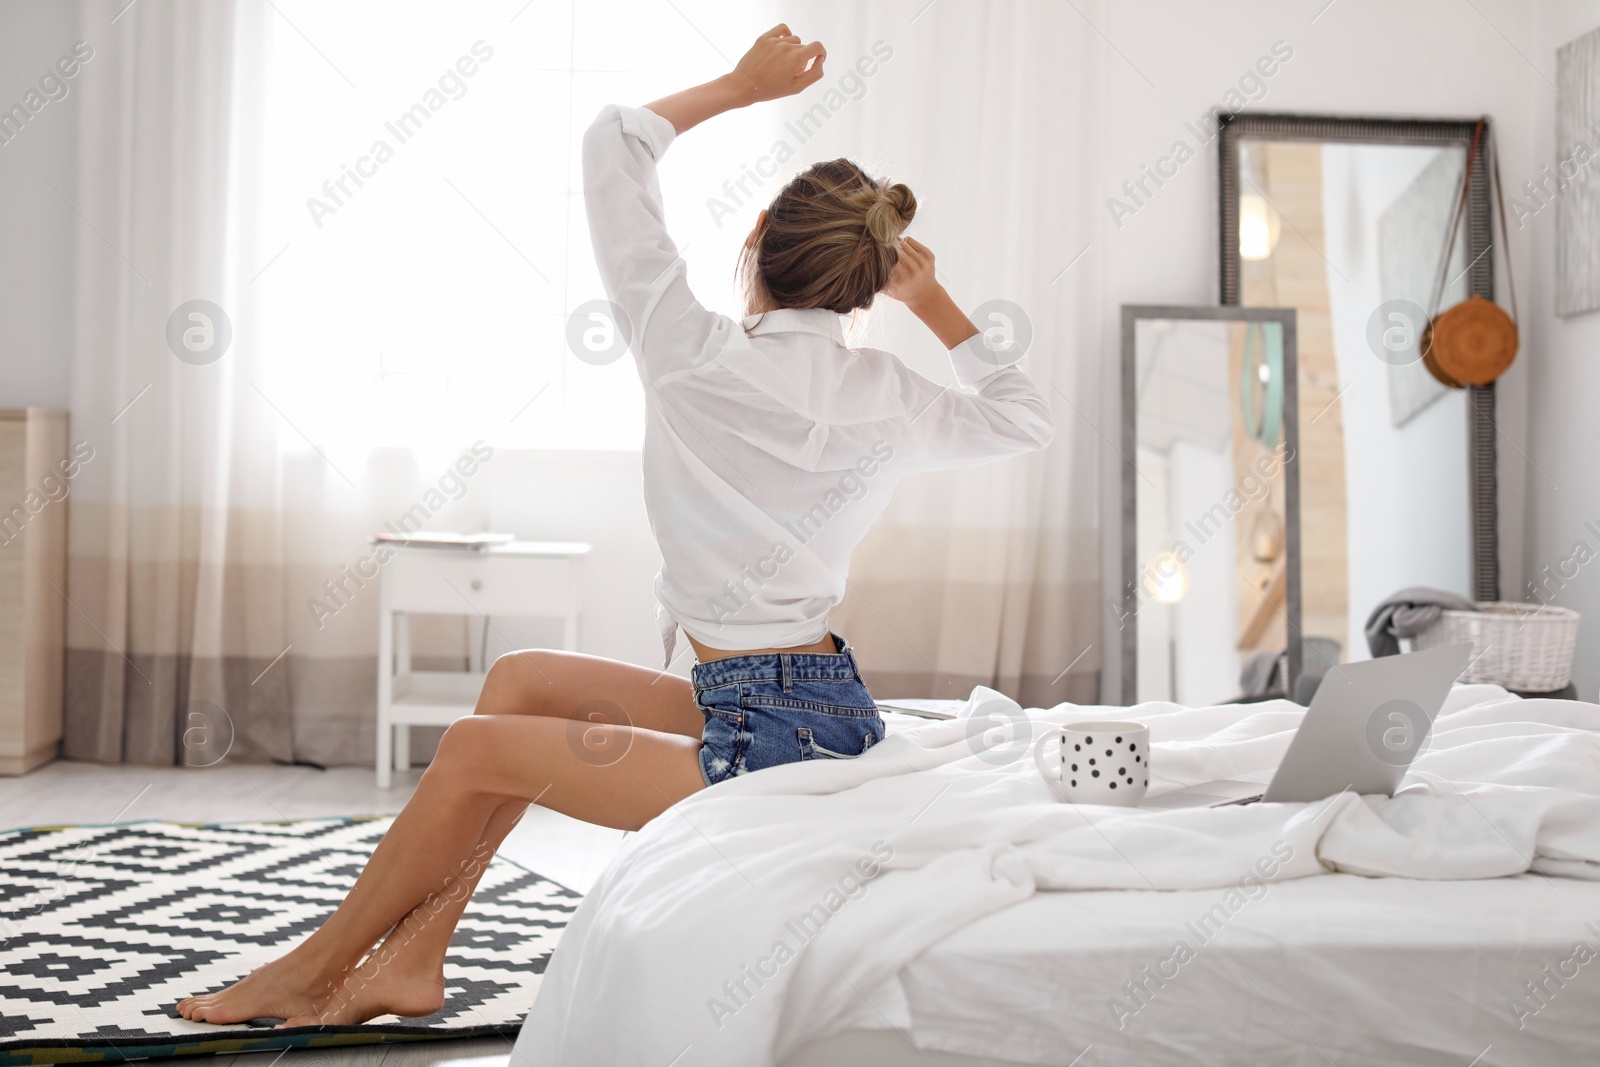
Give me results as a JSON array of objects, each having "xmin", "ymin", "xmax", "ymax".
[
  {"xmin": 1219, "ymin": 113, "xmax": 1500, "ymax": 687},
  {"xmin": 1120, "ymin": 304, "xmax": 1302, "ymax": 706}
]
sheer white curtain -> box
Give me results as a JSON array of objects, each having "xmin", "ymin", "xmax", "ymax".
[
  {"xmin": 61, "ymin": 0, "xmax": 287, "ymax": 764},
  {"xmin": 796, "ymin": 1, "xmax": 1107, "ymax": 704},
  {"xmin": 63, "ymin": 0, "xmax": 782, "ymax": 764}
]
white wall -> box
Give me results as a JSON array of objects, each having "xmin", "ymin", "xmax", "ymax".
[
  {"xmin": 0, "ymin": 1, "xmax": 81, "ymax": 411},
  {"xmin": 1522, "ymin": 4, "xmax": 1600, "ymax": 701},
  {"xmin": 1096, "ymin": 0, "xmax": 1542, "ymax": 700}
]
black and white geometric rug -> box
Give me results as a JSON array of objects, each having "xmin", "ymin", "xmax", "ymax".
[{"xmin": 0, "ymin": 816, "xmax": 578, "ymax": 1064}]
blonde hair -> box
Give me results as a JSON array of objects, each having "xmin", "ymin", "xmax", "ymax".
[{"xmin": 739, "ymin": 159, "xmax": 917, "ymax": 316}]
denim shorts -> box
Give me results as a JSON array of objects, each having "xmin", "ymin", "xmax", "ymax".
[{"xmin": 693, "ymin": 633, "xmax": 885, "ymax": 786}]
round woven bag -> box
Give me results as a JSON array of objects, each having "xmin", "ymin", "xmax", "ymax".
[
  {"xmin": 1420, "ymin": 119, "xmax": 1520, "ymax": 389},
  {"xmin": 1421, "ymin": 295, "xmax": 1519, "ymax": 388}
]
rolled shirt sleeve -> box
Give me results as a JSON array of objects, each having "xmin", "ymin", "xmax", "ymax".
[{"xmin": 888, "ymin": 336, "xmax": 1056, "ymax": 469}]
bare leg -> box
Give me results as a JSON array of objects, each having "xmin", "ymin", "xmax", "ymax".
[
  {"xmin": 178, "ymin": 650, "xmax": 703, "ymax": 1025},
  {"xmin": 281, "ymin": 797, "xmax": 530, "ymax": 1027},
  {"xmin": 281, "ymin": 650, "xmax": 707, "ymax": 1024}
]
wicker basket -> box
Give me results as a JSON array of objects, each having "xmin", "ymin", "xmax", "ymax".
[{"xmin": 1411, "ymin": 601, "xmax": 1581, "ymax": 691}]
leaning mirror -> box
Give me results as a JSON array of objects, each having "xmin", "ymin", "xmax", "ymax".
[
  {"xmin": 1220, "ymin": 115, "xmax": 1500, "ymax": 683},
  {"xmin": 1120, "ymin": 305, "xmax": 1300, "ymax": 706}
]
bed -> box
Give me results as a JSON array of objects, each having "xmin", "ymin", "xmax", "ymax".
[
  {"xmin": 511, "ymin": 687, "xmax": 1600, "ymax": 1067},
  {"xmin": 785, "ymin": 872, "xmax": 1600, "ymax": 1065}
]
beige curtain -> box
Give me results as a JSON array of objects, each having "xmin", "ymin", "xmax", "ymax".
[
  {"xmin": 60, "ymin": 0, "xmax": 290, "ymax": 765},
  {"xmin": 60, "ymin": 1, "xmax": 486, "ymax": 766},
  {"xmin": 813, "ymin": 0, "xmax": 1106, "ymax": 706}
]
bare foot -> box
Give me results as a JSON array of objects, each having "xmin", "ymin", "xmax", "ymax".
[
  {"xmin": 278, "ymin": 897, "xmax": 454, "ymax": 1028},
  {"xmin": 278, "ymin": 960, "xmax": 446, "ymax": 1028},
  {"xmin": 176, "ymin": 951, "xmax": 335, "ymax": 1025}
]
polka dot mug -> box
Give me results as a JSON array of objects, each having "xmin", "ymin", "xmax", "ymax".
[{"xmin": 1032, "ymin": 721, "xmax": 1150, "ymax": 806}]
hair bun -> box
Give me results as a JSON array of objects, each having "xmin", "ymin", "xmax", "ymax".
[
  {"xmin": 743, "ymin": 159, "xmax": 918, "ymax": 315},
  {"xmin": 864, "ymin": 182, "xmax": 917, "ymax": 245}
]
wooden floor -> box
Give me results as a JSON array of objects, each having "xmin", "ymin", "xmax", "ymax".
[{"xmin": 0, "ymin": 759, "xmax": 628, "ymax": 1067}]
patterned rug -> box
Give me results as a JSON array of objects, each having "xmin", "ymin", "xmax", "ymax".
[{"xmin": 0, "ymin": 816, "xmax": 578, "ymax": 1064}]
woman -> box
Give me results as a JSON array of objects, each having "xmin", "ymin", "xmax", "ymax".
[{"xmin": 178, "ymin": 25, "xmax": 1052, "ymax": 1027}]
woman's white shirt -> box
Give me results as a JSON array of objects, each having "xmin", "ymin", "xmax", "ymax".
[{"xmin": 582, "ymin": 104, "xmax": 1055, "ymax": 665}]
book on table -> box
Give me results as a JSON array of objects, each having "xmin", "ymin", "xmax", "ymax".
[{"xmin": 368, "ymin": 530, "xmax": 516, "ymax": 551}]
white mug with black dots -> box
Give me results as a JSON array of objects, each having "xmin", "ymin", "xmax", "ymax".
[{"xmin": 1032, "ymin": 721, "xmax": 1150, "ymax": 806}]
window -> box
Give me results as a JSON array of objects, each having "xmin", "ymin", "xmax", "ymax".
[{"xmin": 245, "ymin": 0, "xmax": 774, "ymax": 461}]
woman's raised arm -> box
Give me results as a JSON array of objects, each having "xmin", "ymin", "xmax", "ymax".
[
  {"xmin": 645, "ymin": 24, "xmax": 826, "ymax": 134},
  {"xmin": 581, "ymin": 24, "xmax": 826, "ymax": 383}
]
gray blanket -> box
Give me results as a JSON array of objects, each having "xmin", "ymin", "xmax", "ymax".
[{"xmin": 1364, "ymin": 586, "xmax": 1477, "ymax": 658}]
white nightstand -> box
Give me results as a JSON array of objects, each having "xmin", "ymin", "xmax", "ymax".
[{"xmin": 376, "ymin": 540, "xmax": 591, "ymax": 788}]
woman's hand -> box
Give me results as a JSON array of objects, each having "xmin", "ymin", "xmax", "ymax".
[
  {"xmin": 885, "ymin": 237, "xmax": 942, "ymax": 310},
  {"xmin": 886, "ymin": 238, "xmax": 981, "ymax": 349},
  {"xmin": 645, "ymin": 24, "xmax": 825, "ymax": 133},
  {"xmin": 730, "ymin": 24, "xmax": 827, "ymax": 104}
]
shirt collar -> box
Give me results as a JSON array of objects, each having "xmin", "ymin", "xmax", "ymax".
[{"xmin": 740, "ymin": 307, "xmax": 846, "ymax": 343}]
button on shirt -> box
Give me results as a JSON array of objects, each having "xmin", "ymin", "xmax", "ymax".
[{"xmin": 581, "ymin": 104, "xmax": 1056, "ymax": 666}]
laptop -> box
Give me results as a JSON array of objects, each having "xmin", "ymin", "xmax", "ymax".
[
  {"xmin": 875, "ymin": 699, "xmax": 965, "ymax": 720},
  {"xmin": 1142, "ymin": 642, "xmax": 1474, "ymax": 809}
]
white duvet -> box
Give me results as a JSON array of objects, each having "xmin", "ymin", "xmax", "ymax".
[{"xmin": 511, "ymin": 684, "xmax": 1600, "ymax": 1067}]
